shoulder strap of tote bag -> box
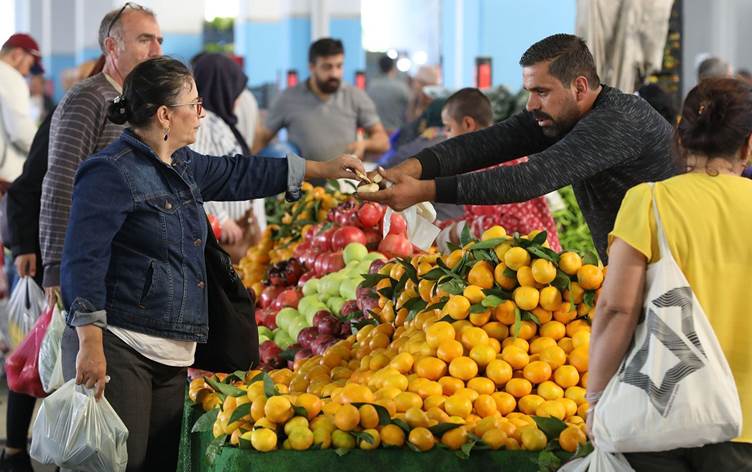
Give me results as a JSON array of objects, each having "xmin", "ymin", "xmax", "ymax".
[{"xmin": 650, "ymin": 183, "xmax": 673, "ymax": 262}]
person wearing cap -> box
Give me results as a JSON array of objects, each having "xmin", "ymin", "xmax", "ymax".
[
  {"xmin": 39, "ymin": 3, "xmax": 162, "ymax": 306},
  {"xmin": 0, "ymin": 33, "xmax": 43, "ymax": 187}
]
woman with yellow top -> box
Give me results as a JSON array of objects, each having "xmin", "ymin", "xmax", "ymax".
[{"xmin": 587, "ymin": 77, "xmax": 752, "ymax": 470}]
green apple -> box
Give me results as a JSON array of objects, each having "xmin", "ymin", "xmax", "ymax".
[
  {"xmin": 288, "ymin": 318, "xmax": 309, "ymax": 341},
  {"xmin": 274, "ymin": 330, "xmax": 294, "ymax": 350},
  {"xmin": 356, "ymin": 260, "xmax": 372, "ymax": 275},
  {"xmin": 339, "ymin": 278, "xmax": 361, "ymax": 301},
  {"xmin": 257, "ymin": 326, "xmax": 273, "ymax": 339},
  {"xmin": 301, "ymin": 301, "xmax": 328, "ymax": 322},
  {"xmin": 276, "ymin": 308, "xmax": 299, "ymax": 332},
  {"xmin": 305, "ymin": 302, "xmax": 330, "ymax": 324},
  {"xmin": 364, "ymin": 252, "xmax": 386, "ymax": 262},
  {"xmin": 343, "ymin": 242, "xmax": 368, "ymax": 264},
  {"xmin": 297, "ymin": 295, "xmax": 320, "ymax": 317},
  {"xmin": 319, "ymin": 274, "xmax": 344, "ymax": 298},
  {"xmin": 326, "ymin": 296, "xmax": 346, "ymax": 315},
  {"xmin": 302, "ymin": 278, "xmax": 320, "ymax": 296}
]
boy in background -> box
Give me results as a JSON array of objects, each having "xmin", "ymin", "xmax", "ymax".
[{"xmin": 437, "ymin": 88, "xmax": 561, "ymax": 251}]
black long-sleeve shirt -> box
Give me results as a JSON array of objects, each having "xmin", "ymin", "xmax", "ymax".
[
  {"xmin": 5, "ymin": 107, "xmax": 54, "ymax": 282},
  {"xmin": 415, "ymin": 86, "xmax": 677, "ymax": 261}
]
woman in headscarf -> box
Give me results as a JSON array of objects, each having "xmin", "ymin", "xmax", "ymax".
[{"xmin": 191, "ymin": 53, "xmax": 263, "ymax": 262}]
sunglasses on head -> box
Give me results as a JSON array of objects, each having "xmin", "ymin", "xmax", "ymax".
[{"xmin": 106, "ymin": 2, "xmax": 134, "ymax": 37}]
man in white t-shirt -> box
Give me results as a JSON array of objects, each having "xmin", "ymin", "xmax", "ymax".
[{"xmin": 0, "ymin": 33, "xmax": 42, "ymax": 187}]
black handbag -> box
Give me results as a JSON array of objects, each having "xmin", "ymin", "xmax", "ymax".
[{"xmin": 193, "ymin": 215, "xmax": 259, "ymax": 372}]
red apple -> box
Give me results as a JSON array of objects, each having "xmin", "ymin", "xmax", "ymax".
[
  {"xmin": 271, "ymin": 288, "xmax": 302, "ymax": 311},
  {"xmin": 368, "ymin": 259, "xmax": 386, "ymax": 274},
  {"xmin": 312, "ymin": 310, "xmax": 334, "ymax": 327},
  {"xmin": 356, "ymin": 286, "xmax": 379, "ymax": 315},
  {"xmin": 254, "ymin": 308, "xmax": 266, "ymax": 326},
  {"xmin": 335, "ymin": 211, "xmax": 359, "ymax": 227},
  {"xmin": 314, "ymin": 228, "xmax": 336, "ymax": 251},
  {"xmin": 259, "ymin": 285, "xmax": 284, "ymax": 309},
  {"xmin": 340, "ymin": 300, "xmax": 360, "ymax": 318},
  {"xmin": 357, "ymin": 203, "xmax": 383, "ymax": 228},
  {"xmin": 208, "ymin": 214, "xmax": 222, "ymax": 240},
  {"xmin": 322, "ymin": 251, "xmax": 345, "ymax": 274},
  {"xmin": 314, "ymin": 312, "xmax": 342, "ymax": 336},
  {"xmin": 388, "ymin": 213, "xmax": 407, "ymax": 236},
  {"xmin": 378, "ymin": 234, "xmax": 413, "ymax": 259},
  {"xmin": 263, "ymin": 310, "xmax": 278, "ymax": 330},
  {"xmin": 297, "ymin": 327, "xmax": 319, "ymax": 350},
  {"xmin": 363, "ymin": 229, "xmax": 381, "ymax": 251},
  {"xmin": 331, "ymin": 226, "xmax": 367, "ymax": 251},
  {"xmin": 313, "ymin": 253, "xmax": 329, "ymax": 276},
  {"xmin": 294, "ymin": 348, "xmax": 313, "ymax": 363},
  {"xmin": 297, "ymin": 271, "xmax": 315, "ymax": 288},
  {"xmin": 339, "ymin": 320, "xmax": 353, "ymax": 337},
  {"xmin": 259, "ymin": 340, "xmax": 282, "ymax": 366},
  {"xmin": 311, "ymin": 334, "xmax": 337, "ymax": 355}
]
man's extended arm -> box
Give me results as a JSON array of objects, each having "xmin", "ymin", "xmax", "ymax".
[{"xmin": 414, "ymin": 111, "xmax": 550, "ymax": 179}]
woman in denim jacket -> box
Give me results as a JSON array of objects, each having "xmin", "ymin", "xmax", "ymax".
[{"xmin": 60, "ymin": 57, "xmax": 362, "ymax": 471}]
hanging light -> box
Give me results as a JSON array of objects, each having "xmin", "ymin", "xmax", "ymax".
[{"xmin": 396, "ymin": 57, "xmax": 412, "ymax": 72}]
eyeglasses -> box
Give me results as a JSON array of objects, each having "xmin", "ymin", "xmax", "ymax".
[
  {"xmin": 168, "ymin": 97, "xmax": 203, "ymax": 116},
  {"xmin": 106, "ymin": 2, "xmax": 134, "ymax": 38}
]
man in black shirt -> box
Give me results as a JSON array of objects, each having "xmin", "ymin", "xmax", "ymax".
[{"xmin": 362, "ymin": 34, "xmax": 677, "ymax": 261}]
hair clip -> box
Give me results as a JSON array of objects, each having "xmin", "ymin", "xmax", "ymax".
[{"xmin": 698, "ymin": 104, "xmax": 706, "ymax": 115}]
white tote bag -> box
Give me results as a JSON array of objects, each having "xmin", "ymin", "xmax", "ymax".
[{"xmin": 592, "ymin": 185, "xmax": 742, "ymax": 453}]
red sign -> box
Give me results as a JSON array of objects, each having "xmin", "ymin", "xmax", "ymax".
[{"xmin": 475, "ymin": 57, "xmax": 492, "ymax": 89}]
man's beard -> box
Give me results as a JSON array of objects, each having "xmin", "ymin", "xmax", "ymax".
[
  {"xmin": 532, "ymin": 108, "xmax": 579, "ymax": 138},
  {"xmin": 317, "ymin": 77, "xmax": 341, "ymax": 94}
]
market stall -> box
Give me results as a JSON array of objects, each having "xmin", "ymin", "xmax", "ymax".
[{"xmin": 178, "ymin": 182, "xmax": 598, "ymax": 471}]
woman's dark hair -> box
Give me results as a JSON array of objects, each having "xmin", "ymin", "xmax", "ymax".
[
  {"xmin": 675, "ymin": 78, "xmax": 752, "ymax": 172},
  {"xmin": 637, "ymin": 84, "xmax": 676, "ymax": 124},
  {"xmin": 107, "ymin": 56, "xmax": 193, "ymax": 127}
]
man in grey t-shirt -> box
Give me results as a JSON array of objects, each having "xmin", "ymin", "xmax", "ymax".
[
  {"xmin": 254, "ymin": 38, "xmax": 389, "ymax": 162},
  {"xmin": 367, "ymin": 55, "xmax": 411, "ymax": 132}
]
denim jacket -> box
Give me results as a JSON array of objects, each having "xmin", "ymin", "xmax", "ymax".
[{"xmin": 61, "ymin": 129, "xmax": 305, "ymax": 342}]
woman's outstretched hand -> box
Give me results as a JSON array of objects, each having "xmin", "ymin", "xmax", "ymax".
[{"xmin": 305, "ymin": 154, "xmax": 365, "ymax": 181}]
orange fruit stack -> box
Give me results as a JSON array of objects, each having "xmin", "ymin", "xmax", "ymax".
[{"xmin": 193, "ymin": 226, "xmax": 600, "ymax": 457}]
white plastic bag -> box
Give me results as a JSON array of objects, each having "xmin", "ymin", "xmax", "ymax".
[
  {"xmin": 592, "ymin": 186, "xmax": 742, "ymax": 452},
  {"xmin": 38, "ymin": 305, "xmax": 65, "ymax": 393},
  {"xmin": 559, "ymin": 449, "xmax": 634, "ymax": 471},
  {"xmin": 7, "ymin": 277, "xmax": 46, "ymax": 349},
  {"xmin": 30, "ymin": 379, "xmax": 129, "ymax": 472}
]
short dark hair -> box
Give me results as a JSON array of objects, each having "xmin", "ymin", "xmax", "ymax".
[
  {"xmin": 519, "ymin": 34, "xmax": 600, "ymax": 87},
  {"xmin": 309, "ymin": 38, "xmax": 344, "ymax": 64},
  {"xmin": 107, "ymin": 56, "xmax": 193, "ymax": 127},
  {"xmin": 443, "ymin": 88, "xmax": 493, "ymax": 128},
  {"xmin": 378, "ymin": 55, "xmax": 395, "ymax": 74},
  {"xmin": 676, "ymin": 78, "xmax": 752, "ymax": 168}
]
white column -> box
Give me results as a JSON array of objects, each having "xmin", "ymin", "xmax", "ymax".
[{"xmin": 311, "ymin": 0, "xmax": 329, "ymax": 41}]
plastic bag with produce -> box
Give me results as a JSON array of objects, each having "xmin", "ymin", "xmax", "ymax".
[
  {"xmin": 38, "ymin": 304, "xmax": 65, "ymax": 393},
  {"xmin": 30, "ymin": 379, "xmax": 128, "ymax": 472},
  {"xmin": 7, "ymin": 276, "xmax": 45, "ymax": 349}
]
